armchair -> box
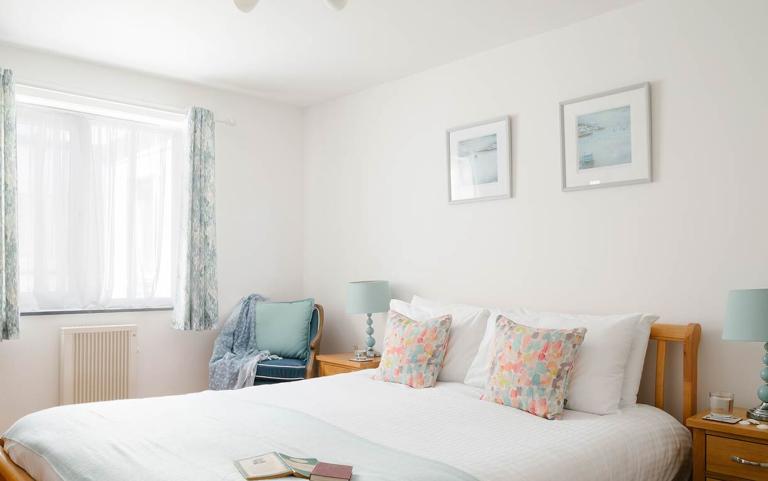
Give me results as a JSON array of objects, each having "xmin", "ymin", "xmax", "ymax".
[{"xmin": 253, "ymin": 304, "xmax": 324, "ymax": 385}]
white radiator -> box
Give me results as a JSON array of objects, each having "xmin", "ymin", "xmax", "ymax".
[{"xmin": 59, "ymin": 325, "xmax": 138, "ymax": 405}]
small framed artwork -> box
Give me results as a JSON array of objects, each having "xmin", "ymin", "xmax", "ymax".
[
  {"xmin": 447, "ymin": 116, "xmax": 511, "ymax": 204},
  {"xmin": 560, "ymin": 82, "xmax": 651, "ymax": 191}
]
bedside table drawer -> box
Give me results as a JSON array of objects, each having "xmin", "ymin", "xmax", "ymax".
[
  {"xmin": 707, "ymin": 435, "xmax": 768, "ymax": 480},
  {"xmin": 319, "ymin": 363, "xmax": 356, "ymax": 377}
]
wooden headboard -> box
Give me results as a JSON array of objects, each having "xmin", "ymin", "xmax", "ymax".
[
  {"xmin": 0, "ymin": 441, "xmax": 33, "ymax": 481},
  {"xmin": 649, "ymin": 323, "xmax": 702, "ymax": 421}
]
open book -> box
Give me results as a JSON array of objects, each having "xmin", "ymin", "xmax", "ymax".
[{"xmin": 235, "ymin": 452, "xmax": 319, "ymax": 480}]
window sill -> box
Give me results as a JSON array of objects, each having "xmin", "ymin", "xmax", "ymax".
[{"xmin": 21, "ymin": 307, "xmax": 173, "ymax": 316}]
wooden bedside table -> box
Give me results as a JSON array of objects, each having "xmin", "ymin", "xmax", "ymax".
[
  {"xmin": 687, "ymin": 408, "xmax": 768, "ymax": 480},
  {"xmin": 315, "ymin": 353, "xmax": 381, "ymax": 377}
]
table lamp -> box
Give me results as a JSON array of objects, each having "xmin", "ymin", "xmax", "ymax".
[
  {"xmin": 723, "ymin": 288, "xmax": 768, "ymax": 421},
  {"xmin": 346, "ymin": 280, "xmax": 391, "ymax": 357}
]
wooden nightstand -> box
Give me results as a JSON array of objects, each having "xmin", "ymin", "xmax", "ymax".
[
  {"xmin": 687, "ymin": 408, "xmax": 768, "ymax": 480},
  {"xmin": 315, "ymin": 353, "xmax": 381, "ymax": 377}
]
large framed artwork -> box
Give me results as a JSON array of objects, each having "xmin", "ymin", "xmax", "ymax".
[
  {"xmin": 447, "ymin": 116, "xmax": 511, "ymax": 204},
  {"xmin": 560, "ymin": 83, "xmax": 651, "ymax": 191}
]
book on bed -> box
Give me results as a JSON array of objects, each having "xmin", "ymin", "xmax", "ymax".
[
  {"xmin": 309, "ymin": 462, "xmax": 353, "ymax": 481},
  {"xmin": 235, "ymin": 452, "xmax": 319, "ymax": 480}
]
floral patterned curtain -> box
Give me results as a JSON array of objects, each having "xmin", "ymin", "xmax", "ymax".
[
  {"xmin": 0, "ymin": 68, "xmax": 19, "ymax": 341},
  {"xmin": 174, "ymin": 107, "xmax": 218, "ymax": 330}
]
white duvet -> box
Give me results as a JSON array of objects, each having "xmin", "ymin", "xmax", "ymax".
[{"xmin": 4, "ymin": 370, "xmax": 690, "ymax": 481}]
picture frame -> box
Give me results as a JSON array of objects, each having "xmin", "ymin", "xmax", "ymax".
[
  {"xmin": 447, "ymin": 116, "xmax": 511, "ymax": 204},
  {"xmin": 560, "ymin": 82, "xmax": 651, "ymax": 191}
]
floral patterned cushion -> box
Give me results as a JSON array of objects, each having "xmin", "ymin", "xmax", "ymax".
[
  {"xmin": 481, "ymin": 316, "xmax": 586, "ymax": 419},
  {"xmin": 373, "ymin": 311, "xmax": 452, "ymax": 388}
]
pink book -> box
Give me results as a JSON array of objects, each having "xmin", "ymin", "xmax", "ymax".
[{"xmin": 309, "ymin": 462, "xmax": 353, "ymax": 481}]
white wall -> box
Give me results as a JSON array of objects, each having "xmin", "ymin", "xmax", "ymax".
[
  {"xmin": 303, "ymin": 0, "xmax": 768, "ymax": 417},
  {"xmin": 0, "ymin": 44, "xmax": 305, "ymax": 431}
]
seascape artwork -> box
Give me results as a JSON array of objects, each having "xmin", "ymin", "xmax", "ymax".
[
  {"xmin": 457, "ymin": 133, "xmax": 498, "ymax": 185},
  {"xmin": 448, "ymin": 116, "xmax": 510, "ymax": 202},
  {"xmin": 576, "ymin": 105, "xmax": 632, "ymax": 170}
]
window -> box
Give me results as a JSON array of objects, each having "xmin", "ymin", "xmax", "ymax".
[{"xmin": 16, "ymin": 86, "xmax": 185, "ymax": 312}]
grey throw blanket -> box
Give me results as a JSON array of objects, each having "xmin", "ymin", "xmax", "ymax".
[{"xmin": 208, "ymin": 294, "xmax": 281, "ymax": 390}]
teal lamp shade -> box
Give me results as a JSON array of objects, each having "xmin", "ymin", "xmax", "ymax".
[
  {"xmin": 346, "ymin": 281, "xmax": 391, "ymax": 315},
  {"xmin": 346, "ymin": 280, "xmax": 390, "ymax": 357},
  {"xmin": 723, "ymin": 289, "xmax": 768, "ymax": 341},
  {"xmin": 722, "ymin": 288, "xmax": 768, "ymax": 421}
]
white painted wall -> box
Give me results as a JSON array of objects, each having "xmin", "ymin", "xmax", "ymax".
[
  {"xmin": 0, "ymin": 44, "xmax": 305, "ymax": 431},
  {"xmin": 303, "ymin": 0, "xmax": 768, "ymax": 417}
]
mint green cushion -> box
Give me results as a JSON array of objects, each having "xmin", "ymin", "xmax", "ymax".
[{"xmin": 255, "ymin": 298, "xmax": 314, "ymax": 359}]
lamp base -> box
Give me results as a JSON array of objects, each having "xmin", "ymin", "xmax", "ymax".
[
  {"xmin": 747, "ymin": 403, "xmax": 768, "ymax": 422},
  {"xmin": 364, "ymin": 313, "xmax": 377, "ymax": 359}
]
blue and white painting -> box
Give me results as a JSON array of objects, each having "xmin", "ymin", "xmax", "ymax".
[
  {"xmin": 458, "ymin": 133, "xmax": 498, "ymax": 184},
  {"xmin": 577, "ymin": 105, "xmax": 632, "ymax": 170}
]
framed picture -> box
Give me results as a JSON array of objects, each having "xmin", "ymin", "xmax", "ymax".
[
  {"xmin": 447, "ymin": 116, "xmax": 511, "ymax": 204},
  {"xmin": 560, "ymin": 83, "xmax": 651, "ymax": 191}
]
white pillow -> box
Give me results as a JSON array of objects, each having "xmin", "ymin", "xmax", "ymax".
[
  {"xmin": 389, "ymin": 299, "xmax": 430, "ymax": 322},
  {"xmin": 619, "ymin": 314, "xmax": 659, "ymax": 407},
  {"xmin": 405, "ymin": 296, "xmax": 489, "ymax": 382},
  {"xmin": 466, "ymin": 308, "xmax": 639, "ymax": 415},
  {"xmin": 463, "ymin": 308, "xmax": 525, "ymax": 388}
]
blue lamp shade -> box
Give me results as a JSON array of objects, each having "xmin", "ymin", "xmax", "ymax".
[
  {"xmin": 722, "ymin": 289, "xmax": 768, "ymax": 341},
  {"xmin": 346, "ymin": 281, "xmax": 391, "ymax": 315}
]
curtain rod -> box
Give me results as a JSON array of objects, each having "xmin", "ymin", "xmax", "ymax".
[{"xmin": 16, "ymin": 81, "xmax": 237, "ymax": 127}]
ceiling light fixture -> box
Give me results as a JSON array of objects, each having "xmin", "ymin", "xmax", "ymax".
[
  {"xmin": 233, "ymin": 0, "xmax": 259, "ymax": 13},
  {"xmin": 324, "ymin": 0, "xmax": 348, "ymax": 10},
  {"xmin": 234, "ymin": 0, "xmax": 347, "ymax": 13}
]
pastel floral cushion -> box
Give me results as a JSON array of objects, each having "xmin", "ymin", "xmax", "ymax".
[
  {"xmin": 373, "ymin": 311, "xmax": 452, "ymax": 388},
  {"xmin": 481, "ymin": 316, "xmax": 586, "ymax": 419}
]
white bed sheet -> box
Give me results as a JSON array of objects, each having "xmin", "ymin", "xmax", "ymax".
[{"xmin": 4, "ymin": 370, "xmax": 690, "ymax": 481}]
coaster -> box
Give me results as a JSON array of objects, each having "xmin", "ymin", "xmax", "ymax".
[{"xmin": 703, "ymin": 413, "xmax": 741, "ymax": 424}]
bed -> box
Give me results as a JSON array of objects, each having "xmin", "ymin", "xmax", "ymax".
[{"xmin": 0, "ymin": 322, "xmax": 700, "ymax": 481}]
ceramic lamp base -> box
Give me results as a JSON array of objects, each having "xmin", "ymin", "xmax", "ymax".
[
  {"xmin": 752, "ymin": 342, "xmax": 768, "ymax": 421},
  {"xmin": 747, "ymin": 403, "xmax": 768, "ymax": 422},
  {"xmin": 365, "ymin": 313, "xmax": 376, "ymax": 358}
]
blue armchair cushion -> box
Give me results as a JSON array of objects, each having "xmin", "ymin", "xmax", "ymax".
[
  {"xmin": 254, "ymin": 358, "xmax": 307, "ymax": 382},
  {"xmin": 255, "ymin": 298, "xmax": 314, "ymax": 359}
]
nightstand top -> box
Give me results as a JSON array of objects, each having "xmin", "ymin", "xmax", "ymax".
[
  {"xmin": 687, "ymin": 408, "xmax": 768, "ymax": 441},
  {"xmin": 316, "ymin": 352, "xmax": 381, "ymax": 369}
]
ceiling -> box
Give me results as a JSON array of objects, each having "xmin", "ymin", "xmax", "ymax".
[{"xmin": 0, "ymin": 0, "xmax": 641, "ymax": 106}]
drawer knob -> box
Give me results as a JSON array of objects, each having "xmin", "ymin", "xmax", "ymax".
[{"xmin": 731, "ymin": 455, "xmax": 768, "ymax": 468}]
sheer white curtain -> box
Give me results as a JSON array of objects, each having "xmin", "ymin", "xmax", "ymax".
[{"xmin": 16, "ymin": 103, "xmax": 182, "ymax": 312}]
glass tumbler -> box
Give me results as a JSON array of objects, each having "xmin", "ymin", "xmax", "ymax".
[{"xmin": 709, "ymin": 391, "xmax": 734, "ymax": 415}]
